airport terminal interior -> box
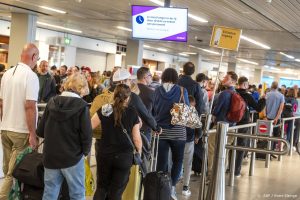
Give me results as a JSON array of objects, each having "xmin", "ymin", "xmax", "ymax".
[{"xmin": 1, "ymin": 0, "xmax": 300, "ymax": 199}]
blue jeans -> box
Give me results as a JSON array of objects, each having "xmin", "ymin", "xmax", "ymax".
[
  {"xmin": 43, "ymin": 157, "xmax": 85, "ymax": 200},
  {"xmin": 157, "ymin": 139, "xmax": 185, "ymax": 186}
]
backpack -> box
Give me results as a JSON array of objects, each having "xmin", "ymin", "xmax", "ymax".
[
  {"xmin": 226, "ymin": 90, "xmax": 246, "ymax": 123},
  {"xmin": 282, "ymin": 98, "xmax": 296, "ymax": 118}
]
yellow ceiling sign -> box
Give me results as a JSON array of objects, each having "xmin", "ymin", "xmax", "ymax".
[{"xmin": 210, "ymin": 25, "xmax": 242, "ymax": 51}]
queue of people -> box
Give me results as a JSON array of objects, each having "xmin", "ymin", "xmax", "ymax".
[{"xmin": 1, "ymin": 43, "xmax": 300, "ymax": 200}]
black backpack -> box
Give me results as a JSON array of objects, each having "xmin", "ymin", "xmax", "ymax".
[{"xmin": 282, "ymin": 98, "xmax": 294, "ymax": 118}]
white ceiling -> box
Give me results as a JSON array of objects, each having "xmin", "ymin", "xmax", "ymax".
[{"xmin": 0, "ymin": 0, "xmax": 300, "ymax": 69}]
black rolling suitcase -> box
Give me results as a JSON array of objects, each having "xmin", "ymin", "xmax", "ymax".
[
  {"xmin": 256, "ymin": 140, "xmax": 268, "ymax": 159},
  {"xmin": 143, "ymin": 135, "xmax": 171, "ymax": 200}
]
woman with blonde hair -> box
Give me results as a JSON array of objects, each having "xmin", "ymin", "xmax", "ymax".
[
  {"xmin": 37, "ymin": 73, "xmax": 92, "ymax": 200},
  {"xmin": 91, "ymin": 84, "xmax": 142, "ymax": 200}
]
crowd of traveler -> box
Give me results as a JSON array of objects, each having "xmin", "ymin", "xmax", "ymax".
[{"xmin": 0, "ymin": 43, "xmax": 299, "ymax": 200}]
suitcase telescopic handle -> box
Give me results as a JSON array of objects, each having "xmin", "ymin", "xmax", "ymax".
[{"xmin": 150, "ymin": 134, "xmax": 160, "ymax": 172}]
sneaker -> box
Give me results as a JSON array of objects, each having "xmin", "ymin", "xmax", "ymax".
[
  {"xmin": 171, "ymin": 186, "xmax": 178, "ymax": 200},
  {"xmin": 293, "ymin": 147, "xmax": 296, "ymax": 152},
  {"xmin": 235, "ymin": 173, "xmax": 241, "ymax": 178},
  {"xmin": 182, "ymin": 186, "xmax": 191, "ymax": 196}
]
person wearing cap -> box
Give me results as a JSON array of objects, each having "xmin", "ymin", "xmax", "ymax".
[{"xmin": 112, "ymin": 68, "xmax": 161, "ymax": 134}]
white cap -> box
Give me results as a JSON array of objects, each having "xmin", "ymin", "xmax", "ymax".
[{"xmin": 113, "ymin": 68, "xmax": 136, "ymax": 82}]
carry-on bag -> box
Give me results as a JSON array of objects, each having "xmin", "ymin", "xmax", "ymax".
[
  {"xmin": 122, "ymin": 165, "xmax": 143, "ymax": 200},
  {"xmin": 143, "ymin": 135, "xmax": 171, "ymax": 200}
]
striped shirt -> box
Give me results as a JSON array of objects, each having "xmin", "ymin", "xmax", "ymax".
[{"xmin": 160, "ymin": 125, "xmax": 186, "ymax": 141}]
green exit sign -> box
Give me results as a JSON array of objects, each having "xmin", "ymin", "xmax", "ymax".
[{"xmin": 64, "ymin": 37, "xmax": 71, "ymax": 45}]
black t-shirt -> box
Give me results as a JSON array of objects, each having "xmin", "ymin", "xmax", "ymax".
[{"xmin": 97, "ymin": 105, "xmax": 139, "ymax": 155}]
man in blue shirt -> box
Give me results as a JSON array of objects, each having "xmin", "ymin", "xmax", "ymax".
[
  {"xmin": 207, "ymin": 71, "xmax": 238, "ymax": 181},
  {"xmin": 265, "ymin": 81, "xmax": 285, "ymax": 152}
]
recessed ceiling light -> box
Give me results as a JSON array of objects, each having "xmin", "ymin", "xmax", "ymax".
[
  {"xmin": 188, "ymin": 14, "xmax": 208, "ymax": 23},
  {"xmin": 117, "ymin": 26, "xmax": 132, "ymax": 32},
  {"xmin": 179, "ymin": 53, "xmax": 189, "ymax": 57},
  {"xmin": 157, "ymin": 48, "xmax": 167, "ymax": 52},
  {"xmin": 189, "ymin": 45, "xmax": 220, "ymax": 55},
  {"xmin": 37, "ymin": 21, "xmax": 82, "ymax": 33},
  {"xmin": 237, "ymin": 58, "xmax": 258, "ymax": 65},
  {"xmin": 240, "ymin": 35, "xmax": 271, "ymax": 49},
  {"xmin": 149, "ymin": 0, "xmax": 164, "ymax": 6},
  {"xmin": 182, "ymin": 52, "xmax": 197, "ymax": 55},
  {"xmin": 39, "ymin": 6, "xmax": 66, "ymax": 14},
  {"xmin": 279, "ymin": 52, "xmax": 295, "ymax": 59}
]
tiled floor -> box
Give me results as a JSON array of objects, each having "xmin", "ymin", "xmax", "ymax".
[{"xmin": 1, "ymin": 142, "xmax": 300, "ymax": 200}]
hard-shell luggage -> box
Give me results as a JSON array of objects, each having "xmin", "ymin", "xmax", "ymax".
[
  {"xmin": 143, "ymin": 135, "xmax": 171, "ymax": 200},
  {"xmin": 122, "ymin": 165, "xmax": 143, "ymax": 200}
]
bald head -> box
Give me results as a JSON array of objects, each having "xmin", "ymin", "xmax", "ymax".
[{"xmin": 20, "ymin": 43, "xmax": 39, "ymax": 69}]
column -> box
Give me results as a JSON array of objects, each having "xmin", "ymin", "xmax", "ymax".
[
  {"xmin": 106, "ymin": 53, "xmax": 122, "ymax": 71},
  {"xmin": 125, "ymin": 39, "xmax": 143, "ymax": 67},
  {"xmin": 8, "ymin": 13, "xmax": 37, "ymax": 66},
  {"xmin": 227, "ymin": 62, "xmax": 237, "ymax": 73},
  {"xmin": 253, "ymin": 68, "xmax": 263, "ymax": 85},
  {"xmin": 190, "ymin": 54, "xmax": 202, "ymax": 79}
]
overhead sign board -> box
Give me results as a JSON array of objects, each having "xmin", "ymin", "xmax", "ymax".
[
  {"xmin": 132, "ymin": 5, "xmax": 188, "ymax": 42},
  {"xmin": 210, "ymin": 25, "xmax": 242, "ymax": 51}
]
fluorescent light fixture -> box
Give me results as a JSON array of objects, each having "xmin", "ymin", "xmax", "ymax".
[
  {"xmin": 267, "ymin": 76, "xmax": 274, "ymax": 78},
  {"xmin": 182, "ymin": 52, "xmax": 197, "ymax": 55},
  {"xmin": 37, "ymin": 21, "xmax": 82, "ymax": 33},
  {"xmin": 180, "ymin": 68, "xmax": 183, "ymax": 71},
  {"xmin": 189, "ymin": 45, "xmax": 220, "ymax": 55},
  {"xmin": 279, "ymin": 52, "xmax": 295, "ymax": 59},
  {"xmin": 263, "ymin": 65, "xmax": 270, "ymax": 68},
  {"xmin": 149, "ymin": 0, "xmax": 164, "ymax": 6},
  {"xmin": 199, "ymin": 48, "xmax": 220, "ymax": 55},
  {"xmin": 117, "ymin": 26, "xmax": 132, "ymax": 32},
  {"xmin": 237, "ymin": 58, "xmax": 258, "ymax": 65},
  {"xmin": 240, "ymin": 35, "xmax": 271, "ymax": 49},
  {"xmin": 143, "ymin": 45, "xmax": 152, "ymax": 48},
  {"xmin": 188, "ymin": 13, "xmax": 208, "ymax": 23},
  {"xmin": 39, "ymin": 6, "xmax": 66, "ymax": 14},
  {"xmin": 295, "ymin": 59, "xmax": 300, "ymax": 62},
  {"xmin": 179, "ymin": 53, "xmax": 189, "ymax": 57},
  {"xmin": 157, "ymin": 48, "xmax": 167, "ymax": 52},
  {"xmin": 270, "ymin": 67, "xmax": 280, "ymax": 71}
]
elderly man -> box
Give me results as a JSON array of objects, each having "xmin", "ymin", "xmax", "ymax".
[
  {"xmin": 0, "ymin": 43, "xmax": 40, "ymax": 199},
  {"xmin": 37, "ymin": 60, "xmax": 56, "ymax": 103}
]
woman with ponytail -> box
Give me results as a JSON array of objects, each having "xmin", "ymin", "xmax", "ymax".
[{"xmin": 91, "ymin": 84, "xmax": 142, "ymax": 200}]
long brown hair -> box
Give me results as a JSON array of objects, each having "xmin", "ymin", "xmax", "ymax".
[{"xmin": 113, "ymin": 84, "xmax": 131, "ymax": 126}]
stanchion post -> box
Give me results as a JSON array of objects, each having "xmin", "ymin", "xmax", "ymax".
[
  {"xmin": 289, "ymin": 119, "xmax": 295, "ymax": 156},
  {"xmin": 206, "ymin": 122, "xmax": 228, "ymax": 200},
  {"xmin": 249, "ymin": 136, "xmax": 256, "ymax": 176},
  {"xmin": 228, "ymin": 135, "xmax": 237, "ymax": 187},
  {"xmin": 279, "ymin": 119, "xmax": 285, "ymax": 161},
  {"xmin": 265, "ymin": 122, "xmax": 273, "ymax": 168}
]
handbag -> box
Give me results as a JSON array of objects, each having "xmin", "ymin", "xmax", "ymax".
[
  {"xmin": 120, "ymin": 122, "xmax": 146, "ymax": 177},
  {"xmin": 170, "ymin": 87, "xmax": 202, "ymax": 129}
]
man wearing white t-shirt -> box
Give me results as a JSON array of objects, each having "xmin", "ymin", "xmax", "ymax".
[{"xmin": 0, "ymin": 43, "xmax": 40, "ymax": 199}]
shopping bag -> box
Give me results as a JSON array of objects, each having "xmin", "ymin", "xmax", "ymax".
[
  {"xmin": 122, "ymin": 165, "xmax": 142, "ymax": 200},
  {"xmin": 85, "ymin": 159, "xmax": 95, "ymax": 196}
]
